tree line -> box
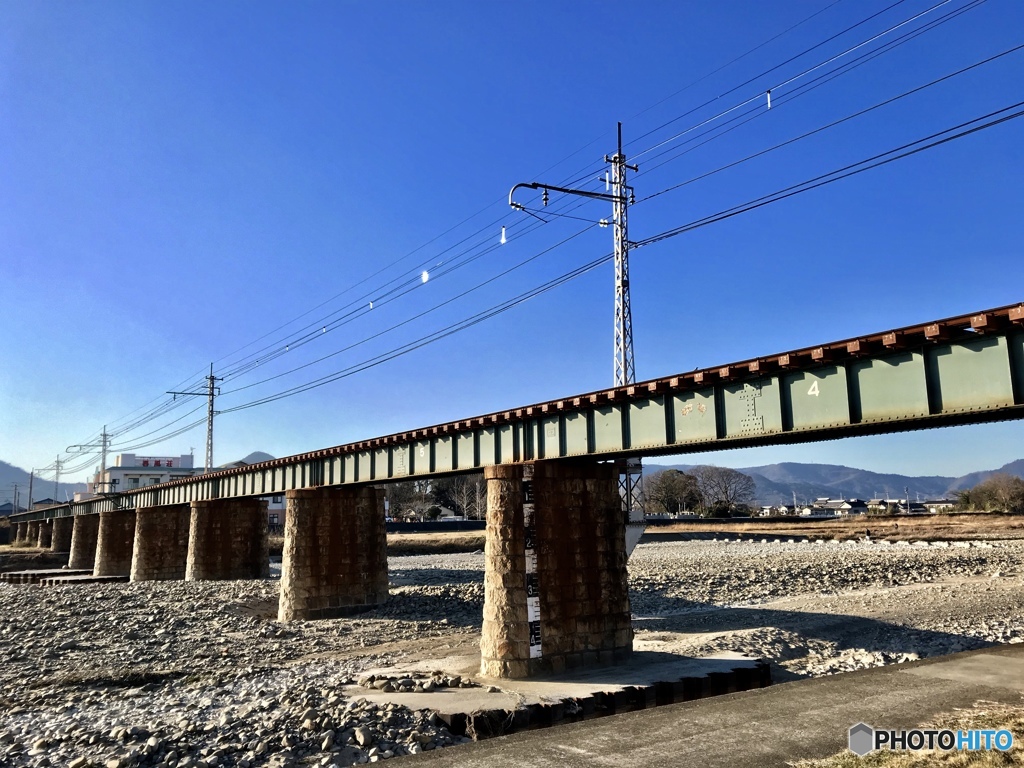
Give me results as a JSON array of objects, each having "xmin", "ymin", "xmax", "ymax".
[
  {"xmin": 384, "ymin": 465, "xmax": 759, "ymax": 521},
  {"xmin": 642, "ymin": 466, "xmax": 756, "ymax": 517},
  {"xmin": 385, "ymin": 474, "xmax": 486, "ymax": 521},
  {"xmin": 956, "ymin": 473, "xmax": 1024, "ymax": 514}
]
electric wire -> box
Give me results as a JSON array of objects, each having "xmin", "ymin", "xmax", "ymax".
[
  {"xmin": 39, "ymin": 0, "xmax": 911, "ymax": 456},
  {"xmin": 633, "ymin": 0, "xmax": 987, "ymax": 179},
  {"xmin": 631, "ymin": 0, "xmax": 972, "ymax": 161},
  {"xmin": 40, "ymin": 0, "xmax": 998, "ymax": 470},
  {"xmin": 633, "ymin": 101, "xmax": 1024, "ymax": 249},
  {"xmin": 218, "ymin": 99, "xmax": 1024, "ymax": 413},
  {"xmin": 635, "ymin": 40, "xmax": 1024, "ymax": 204},
  {"xmin": 220, "ymin": 224, "xmax": 599, "ymax": 395}
]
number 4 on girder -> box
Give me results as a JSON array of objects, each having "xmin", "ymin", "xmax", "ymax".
[{"xmin": 807, "ymin": 381, "xmax": 820, "ymax": 397}]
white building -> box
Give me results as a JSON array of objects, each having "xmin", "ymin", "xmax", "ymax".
[
  {"xmin": 76, "ymin": 451, "xmax": 285, "ymax": 528},
  {"xmin": 79, "ymin": 454, "xmax": 199, "ymax": 498}
]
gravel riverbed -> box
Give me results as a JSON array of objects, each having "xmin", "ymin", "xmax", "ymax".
[{"xmin": 1, "ymin": 537, "xmax": 1022, "ymax": 767}]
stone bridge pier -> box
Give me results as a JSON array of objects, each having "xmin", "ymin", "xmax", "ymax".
[
  {"xmin": 13, "ymin": 521, "xmax": 29, "ymax": 546},
  {"xmin": 94, "ymin": 509, "xmax": 137, "ymax": 576},
  {"xmin": 36, "ymin": 520, "xmax": 53, "ymax": 549},
  {"xmin": 26, "ymin": 521, "xmax": 40, "ymax": 547},
  {"xmin": 278, "ymin": 486, "xmax": 388, "ymax": 621},
  {"xmin": 69, "ymin": 514, "xmax": 100, "ymax": 569},
  {"xmin": 480, "ymin": 460, "xmax": 633, "ymax": 679},
  {"xmin": 186, "ymin": 499, "xmax": 269, "ymax": 580},
  {"xmin": 51, "ymin": 517, "xmax": 73, "ymax": 552},
  {"xmin": 131, "ymin": 504, "xmax": 191, "ymax": 581}
]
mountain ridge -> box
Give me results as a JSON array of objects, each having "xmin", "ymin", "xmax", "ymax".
[{"xmin": 646, "ymin": 459, "xmax": 1024, "ymax": 505}]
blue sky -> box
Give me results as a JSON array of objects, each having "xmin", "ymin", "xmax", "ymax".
[{"xmin": 1, "ymin": 0, "xmax": 1022, "ymax": 484}]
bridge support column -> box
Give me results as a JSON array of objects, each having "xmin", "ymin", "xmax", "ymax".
[
  {"xmin": 278, "ymin": 486, "xmax": 388, "ymax": 621},
  {"xmin": 51, "ymin": 517, "xmax": 73, "ymax": 552},
  {"xmin": 13, "ymin": 522, "xmax": 28, "ymax": 545},
  {"xmin": 68, "ymin": 514, "xmax": 100, "ymax": 569},
  {"xmin": 480, "ymin": 460, "xmax": 632, "ymax": 679},
  {"xmin": 131, "ymin": 504, "xmax": 190, "ymax": 581},
  {"xmin": 186, "ymin": 499, "xmax": 269, "ymax": 581},
  {"xmin": 36, "ymin": 520, "xmax": 53, "ymax": 549},
  {"xmin": 94, "ymin": 509, "xmax": 137, "ymax": 576},
  {"xmin": 26, "ymin": 521, "xmax": 40, "ymax": 547}
]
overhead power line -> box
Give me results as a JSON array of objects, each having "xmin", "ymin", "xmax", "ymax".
[
  {"xmin": 631, "ymin": 0, "xmax": 980, "ymax": 163},
  {"xmin": 43, "ymin": 0, "xmax": 996, "ymax": 466},
  {"xmin": 633, "ymin": 100, "xmax": 1024, "ymax": 250},
  {"xmin": 633, "ymin": 0, "xmax": 986, "ymax": 178},
  {"xmin": 635, "ymin": 41, "xmax": 1024, "ymax": 204}
]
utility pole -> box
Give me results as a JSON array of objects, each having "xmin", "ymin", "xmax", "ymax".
[
  {"xmin": 68, "ymin": 426, "xmax": 111, "ymax": 492},
  {"xmin": 53, "ymin": 455, "xmax": 63, "ymax": 501},
  {"xmin": 169, "ymin": 364, "xmax": 222, "ymax": 474},
  {"xmin": 509, "ymin": 122, "xmax": 645, "ymax": 532},
  {"xmin": 11, "ymin": 484, "xmax": 18, "ymax": 515},
  {"xmin": 607, "ymin": 124, "xmax": 645, "ymax": 524},
  {"xmin": 26, "ymin": 470, "xmax": 33, "ymax": 512}
]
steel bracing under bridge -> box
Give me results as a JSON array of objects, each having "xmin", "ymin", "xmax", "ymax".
[{"xmin": 13, "ymin": 302, "xmax": 1024, "ymax": 523}]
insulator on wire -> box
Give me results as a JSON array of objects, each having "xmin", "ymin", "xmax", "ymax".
[{"xmin": 500, "ymin": 226, "xmax": 507, "ymax": 245}]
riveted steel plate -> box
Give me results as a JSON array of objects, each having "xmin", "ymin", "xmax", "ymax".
[
  {"xmin": 593, "ymin": 405, "xmax": 624, "ymax": 454},
  {"xmin": 785, "ymin": 365, "xmax": 851, "ymax": 431},
  {"xmin": 563, "ymin": 411, "xmax": 589, "ymax": 456},
  {"xmin": 722, "ymin": 378, "xmax": 782, "ymax": 438},
  {"xmin": 630, "ymin": 397, "xmax": 668, "ymax": 449},
  {"xmin": 852, "ymin": 352, "xmax": 929, "ymax": 422},
  {"xmin": 671, "ymin": 389, "xmax": 717, "ymax": 444},
  {"xmin": 927, "ymin": 336, "xmax": 1013, "ymax": 413}
]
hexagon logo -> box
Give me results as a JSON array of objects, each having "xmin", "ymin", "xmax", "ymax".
[{"xmin": 849, "ymin": 722, "xmax": 875, "ymax": 756}]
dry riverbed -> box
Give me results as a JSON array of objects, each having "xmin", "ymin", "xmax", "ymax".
[{"xmin": 2, "ymin": 534, "xmax": 1023, "ymax": 767}]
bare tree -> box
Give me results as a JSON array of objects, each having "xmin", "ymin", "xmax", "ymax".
[
  {"xmin": 643, "ymin": 469, "xmax": 700, "ymax": 515},
  {"xmin": 386, "ymin": 480, "xmax": 432, "ymax": 520},
  {"xmin": 691, "ymin": 465, "xmax": 756, "ymax": 516},
  {"xmin": 962, "ymin": 473, "xmax": 1024, "ymax": 513},
  {"xmin": 473, "ymin": 476, "xmax": 486, "ymax": 521},
  {"xmin": 431, "ymin": 473, "xmax": 485, "ymax": 519}
]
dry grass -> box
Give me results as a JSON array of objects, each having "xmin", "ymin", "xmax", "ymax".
[
  {"xmin": 386, "ymin": 531, "xmax": 485, "ymax": 556},
  {"xmin": 793, "ymin": 702, "xmax": 1024, "ymax": 767},
  {"xmin": 266, "ymin": 531, "xmax": 485, "ymax": 558},
  {"xmin": 652, "ymin": 513, "xmax": 1024, "ymax": 542}
]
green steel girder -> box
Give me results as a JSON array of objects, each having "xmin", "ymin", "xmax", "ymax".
[{"xmin": 11, "ymin": 307, "xmax": 1024, "ymax": 523}]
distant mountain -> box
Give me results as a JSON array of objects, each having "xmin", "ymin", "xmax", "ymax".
[
  {"xmin": 238, "ymin": 451, "xmax": 275, "ymax": 465},
  {"xmin": 0, "ymin": 460, "xmax": 88, "ymax": 509},
  {"xmin": 647, "ymin": 460, "xmax": 1024, "ymax": 505}
]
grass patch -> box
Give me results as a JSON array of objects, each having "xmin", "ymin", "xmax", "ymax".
[
  {"xmin": 387, "ymin": 531, "xmax": 485, "ymax": 556},
  {"xmin": 793, "ymin": 702, "xmax": 1024, "ymax": 766}
]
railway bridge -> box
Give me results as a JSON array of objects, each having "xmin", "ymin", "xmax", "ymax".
[{"xmin": 8, "ymin": 302, "xmax": 1024, "ymax": 678}]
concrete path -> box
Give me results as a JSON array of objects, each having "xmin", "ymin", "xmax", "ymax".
[{"xmin": 406, "ymin": 645, "xmax": 1024, "ymax": 767}]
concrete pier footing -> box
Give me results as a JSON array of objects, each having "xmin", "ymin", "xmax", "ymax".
[
  {"xmin": 94, "ymin": 509, "xmax": 137, "ymax": 577},
  {"xmin": 131, "ymin": 504, "xmax": 191, "ymax": 581},
  {"xmin": 51, "ymin": 517, "xmax": 73, "ymax": 552},
  {"xmin": 68, "ymin": 514, "xmax": 100, "ymax": 570},
  {"xmin": 480, "ymin": 460, "xmax": 633, "ymax": 679},
  {"xmin": 185, "ymin": 499, "xmax": 269, "ymax": 581},
  {"xmin": 37, "ymin": 520, "xmax": 53, "ymax": 549},
  {"xmin": 278, "ymin": 486, "xmax": 388, "ymax": 621}
]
